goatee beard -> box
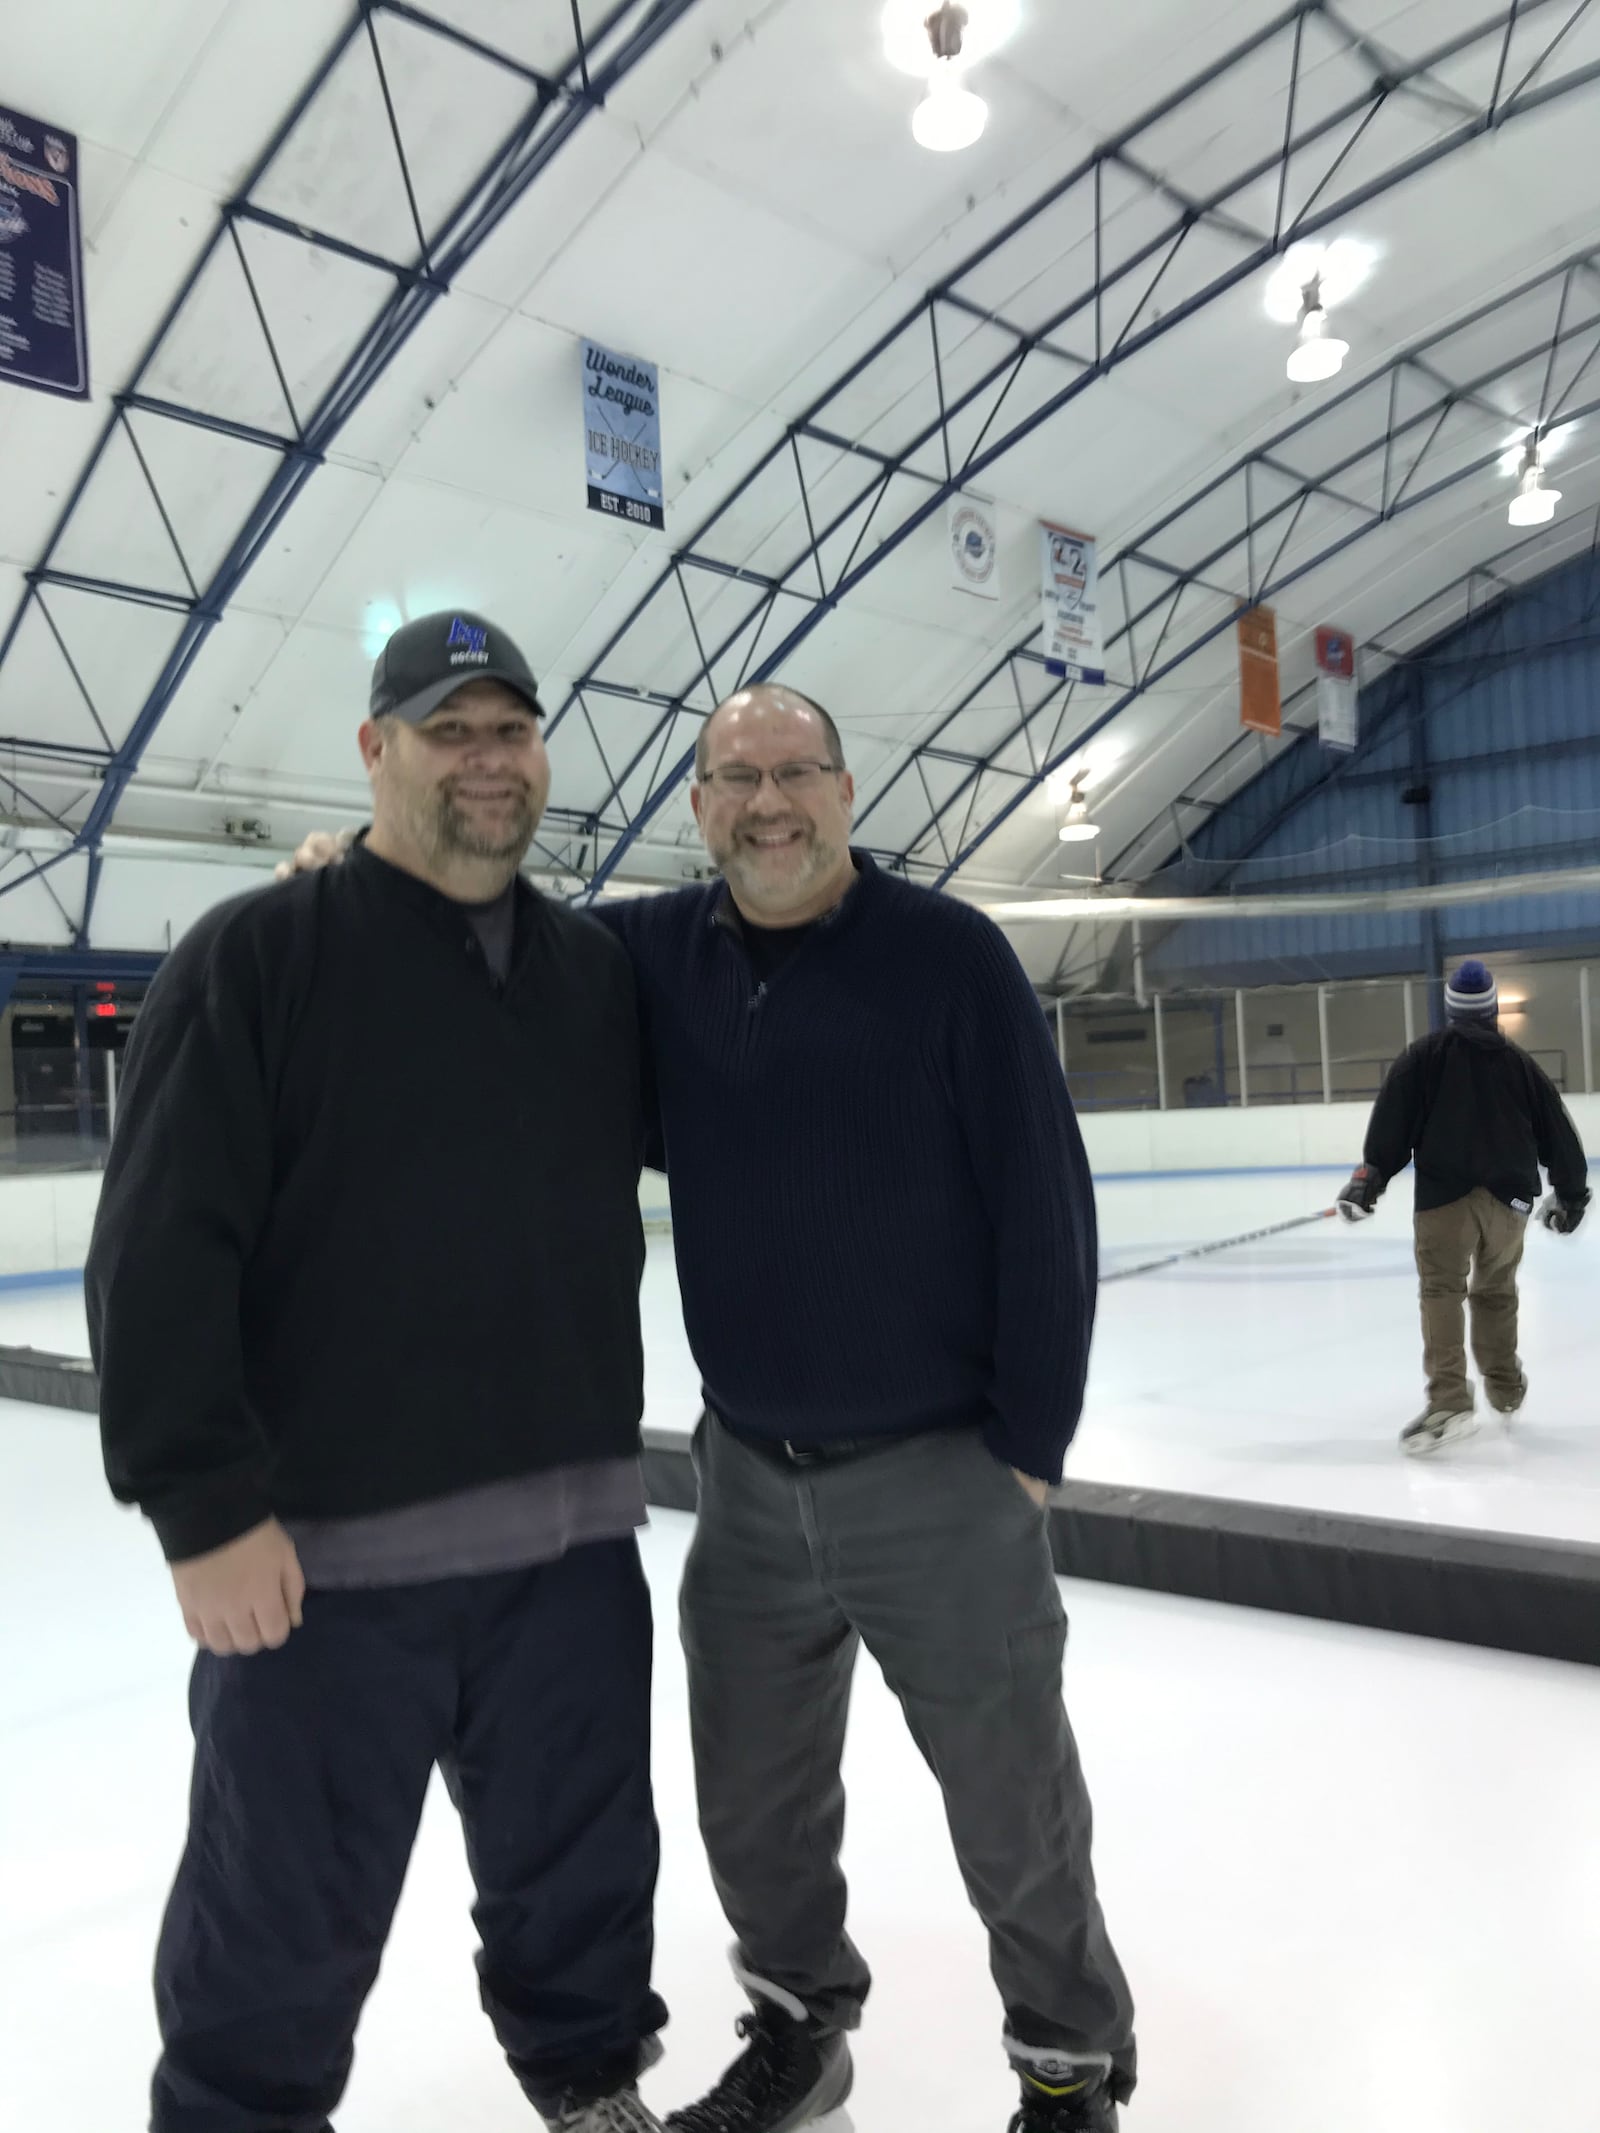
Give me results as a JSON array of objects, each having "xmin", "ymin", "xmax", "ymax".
[{"xmin": 429, "ymin": 790, "xmax": 537, "ymax": 865}]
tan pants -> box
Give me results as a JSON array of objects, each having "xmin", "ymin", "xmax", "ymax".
[{"xmin": 1414, "ymin": 1188, "xmax": 1527, "ymax": 1412}]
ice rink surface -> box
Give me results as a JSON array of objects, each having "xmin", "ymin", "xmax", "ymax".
[{"xmin": 4, "ymin": 1171, "xmax": 1597, "ymax": 2129}]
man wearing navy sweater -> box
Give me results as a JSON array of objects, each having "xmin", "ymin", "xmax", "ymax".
[{"xmin": 601, "ymin": 686, "xmax": 1134, "ymax": 2133}]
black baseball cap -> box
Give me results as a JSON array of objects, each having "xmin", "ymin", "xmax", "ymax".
[{"xmin": 369, "ymin": 610, "xmax": 544, "ymax": 725}]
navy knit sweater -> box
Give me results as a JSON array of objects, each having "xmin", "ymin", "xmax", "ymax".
[{"xmin": 597, "ymin": 854, "xmax": 1098, "ymax": 1482}]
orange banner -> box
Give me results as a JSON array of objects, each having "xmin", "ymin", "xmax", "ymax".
[{"xmin": 1237, "ymin": 605, "xmax": 1281, "ymax": 736}]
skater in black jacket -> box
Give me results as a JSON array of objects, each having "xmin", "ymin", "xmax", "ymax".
[{"xmin": 1337, "ymin": 957, "xmax": 1589, "ymax": 1454}]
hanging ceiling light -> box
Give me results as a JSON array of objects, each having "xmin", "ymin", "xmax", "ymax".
[
  {"xmin": 913, "ymin": 57, "xmax": 988, "ymax": 152},
  {"xmin": 1056, "ymin": 771, "xmax": 1101, "ymax": 842},
  {"xmin": 1285, "ymin": 283, "xmax": 1349, "ymax": 383},
  {"xmin": 1508, "ymin": 438, "xmax": 1561, "ymax": 526},
  {"xmin": 1264, "ymin": 238, "xmax": 1375, "ymax": 323},
  {"xmin": 897, "ymin": 1, "xmax": 998, "ymax": 154},
  {"xmin": 882, "ymin": 0, "xmax": 1019, "ymax": 75}
]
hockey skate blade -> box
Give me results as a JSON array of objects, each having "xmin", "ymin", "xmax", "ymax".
[{"xmin": 1400, "ymin": 1410, "xmax": 1478, "ymax": 1456}]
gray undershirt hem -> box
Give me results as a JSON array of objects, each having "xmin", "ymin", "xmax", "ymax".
[{"xmin": 283, "ymin": 1458, "xmax": 648, "ymax": 1590}]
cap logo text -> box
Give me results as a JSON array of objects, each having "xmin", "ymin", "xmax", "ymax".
[{"xmin": 446, "ymin": 617, "xmax": 489, "ymax": 663}]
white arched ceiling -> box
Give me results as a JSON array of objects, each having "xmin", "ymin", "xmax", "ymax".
[{"xmin": 0, "ymin": 0, "xmax": 1597, "ymax": 955}]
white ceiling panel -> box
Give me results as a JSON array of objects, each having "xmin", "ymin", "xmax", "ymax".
[
  {"xmin": 0, "ymin": 584, "xmax": 185, "ymax": 755},
  {"xmin": 1, "ymin": 0, "xmax": 1597, "ymax": 935},
  {"xmin": 137, "ymin": 605, "xmax": 295, "ymax": 769},
  {"xmin": 2, "ymin": 0, "xmax": 233, "ymax": 163},
  {"xmin": 520, "ymin": 153, "xmax": 892, "ymax": 408}
]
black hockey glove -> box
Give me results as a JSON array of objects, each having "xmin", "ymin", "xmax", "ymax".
[
  {"xmin": 1337, "ymin": 1164, "xmax": 1383, "ymax": 1222},
  {"xmin": 1537, "ymin": 1191, "xmax": 1587, "ymax": 1235}
]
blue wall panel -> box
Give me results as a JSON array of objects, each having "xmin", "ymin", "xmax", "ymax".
[{"xmin": 1150, "ymin": 550, "xmax": 1600, "ymax": 985}]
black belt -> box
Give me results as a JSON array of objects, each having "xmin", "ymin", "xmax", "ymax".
[{"xmin": 718, "ymin": 1416, "xmax": 938, "ymax": 1469}]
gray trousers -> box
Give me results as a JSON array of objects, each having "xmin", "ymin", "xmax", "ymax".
[{"xmin": 682, "ymin": 1415, "xmax": 1136, "ymax": 2100}]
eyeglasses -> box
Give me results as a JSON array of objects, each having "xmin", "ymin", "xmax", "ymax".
[{"xmin": 697, "ymin": 761, "xmax": 843, "ymax": 796}]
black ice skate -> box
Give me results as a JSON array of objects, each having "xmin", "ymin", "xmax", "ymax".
[
  {"xmin": 666, "ymin": 2000, "xmax": 852, "ymax": 2133},
  {"xmin": 1486, "ymin": 1361, "xmax": 1528, "ymax": 1415},
  {"xmin": 1399, "ymin": 1404, "xmax": 1477, "ymax": 1454},
  {"xmin": 546, "ymin": 2085, "xmax": 666, "ymax": 2132},
  {"xmin": 1008, "ymin": 2064, "xmax": 1120, "ymax": 2131}
]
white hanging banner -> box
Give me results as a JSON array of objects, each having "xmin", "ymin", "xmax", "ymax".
[
  {"xmin": 1315, "ymin": 624, "xmax": 1357, "ymax": 751},
  {"xmin": 948, "ymin": 494, "xmax": 999, "ymax": 599},
  {"xmin": 1041, "ymin": 523, "xmax": 1104, "ymax": 683},
  {"xmin": 582, "ymin": 338, "xmax": 664, "ymax": 530}
]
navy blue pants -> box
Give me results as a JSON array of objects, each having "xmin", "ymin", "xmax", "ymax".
[{"xmin": 151, "ymin": 1540, "xmax": 666, "ymax": 2132}]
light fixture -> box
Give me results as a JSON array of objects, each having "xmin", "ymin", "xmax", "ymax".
[
  {"xmin": 882, "ymin": 0, "xmax": 1019, "ymax": 75},
  {"xmin": 1500, "ymin": 423, "xmax": 1576, "ymax": 477},
  {"xmin": 1285, "ymin": 284, "xmax": 1348, "ymax": 383},
  {"xmin": 901, "ymin": 2, "xmax": 993, "ymax": 153},
  {"xmin": 1264, "ymin": 237, "xmax": 1375, "ymax": 322},
  {"xmin": 913, "ymin": 58, "xmax": 988, "ymax": 151},
  {"xmin": 1056, "ymin": 771, "xmax": 1101, "ymax": 842},
  {"xmin": 1046, "ymin": 748, "xmax": 1123, "ymax": 809},
  {"xmin": 1507, "ymin": 438, "xmax": 1561, "ymax": 526}
]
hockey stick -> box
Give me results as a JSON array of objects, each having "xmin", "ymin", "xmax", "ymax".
[{"xmin": 1100, "ymin": 1206, "xmax": 1339, "ymax": 1284}]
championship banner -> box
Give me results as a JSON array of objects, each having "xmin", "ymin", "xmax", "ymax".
[
  {"xmin": 1237, "ymin": 604, "xmax": 1281, "ymax": 736},
  {"xmin": 1315, "ymin": 623, "xmax": 1358, "ymax": 751},
  {"xmin": 949, "ymin": 494, "xmax": 999, "ymax": 599},
  {"xmin": 582, "ymin": 339, "xmax": 664, "ymax": 531},
  {"xmin": 0, "ymin": 105, "xmax": 88, "ymax": 402},
  {"xmin": 1041, "ymin": 524, "xmax": 1104, "ymax": 683}
]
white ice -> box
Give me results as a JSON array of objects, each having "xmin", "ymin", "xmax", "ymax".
[{"xmin": 3, "ymin": 1172, "xmax": 1598, "ymax": 2129}]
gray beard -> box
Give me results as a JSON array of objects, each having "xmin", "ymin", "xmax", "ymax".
[
  {"xmin": 440, "ymin": 801, "xmax": 534, "ymax": 862},
  {"xmin": 417, "ymin": 787, "xmax": 537, "ymax": 867},
  {"xmin": 720, "ymin": 826, "xmax": 838, "ymax": 903}
]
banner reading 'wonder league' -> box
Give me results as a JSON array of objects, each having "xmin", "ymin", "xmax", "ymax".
[
  {"xmin": 582, "ymin": 339, "xmax": 664, "ymax": 531},
  {"xmin": 0, "ymin": 105, "xmax": 88, "ymax": 402}
]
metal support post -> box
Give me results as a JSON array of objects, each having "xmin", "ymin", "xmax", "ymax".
[
  {"xmin": 1582, "ymin": 965, "xmax": 1594, "ymax": 1096},
  {"xmin": 1235, "ymin": 988, "xmax": 1249, "ymax": 1109},
  {"xmin": 72, "ymin": 987, "xmax": 92, "ymax": 1145},
  {"xmin": 1154, "ymin": 993, "xmax": 1169, "ymax": 1111},
  {"xmin": 106, "ymin": 1045, "xmax": 118, "ymax": 1143},
  {"xmin": 1055, "ymin": 996, "xmax": 1067, "ymax": 1075},
  {"xmin": 1403, "ymin": 979, "xmax": 1416, "ymax": 1046},
  {"xmin": 1318, "ymin": 984, "xmax": 1332, "ymax": 1103}
]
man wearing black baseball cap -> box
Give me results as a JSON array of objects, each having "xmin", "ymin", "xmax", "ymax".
[
  {"xmin": 88, "ymin": 612, "xmax": 669, "ymax": 2133},
  {"xmin": 370, "ymin": 608, "xmax": 546, "ymax": 724}
]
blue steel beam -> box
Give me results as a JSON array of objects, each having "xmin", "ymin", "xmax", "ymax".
[
  {"xmin": 1107, "ymin": 520, "xmax": 1600, "ymax": 882},
  {"xmin": 560, "ymin": 0, "xmax": 1600, "ymax": 896},
  {"xmin": 1130, "ymin": 540, "xmax": 1600, "ymax": 909},
  {"xmin": 929, "ymin": 408, "xmax": 1600, "ymax": 890},
  {"xmin": 847, "ymin": 242, "xmax": 1600, "ymax": 884},
  {"xmin": 0, "ymin": 0, "xmax": 700, "ymax": 935},
  {"xmin": 863, "ymin": 246, "xmax": 1600, "ymax": 865}
]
